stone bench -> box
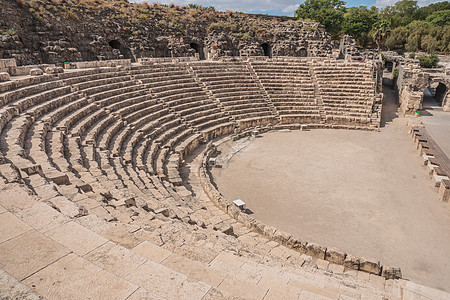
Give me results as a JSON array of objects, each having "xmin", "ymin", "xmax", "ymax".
[
  {"xmin": 151, "ymin": 81, "xmax": 199, "ymax": 94},
  {"xmin": 154, "ymin": 86, "xmax": 203, "ymax": 98},
  {"xmin": 193, "ymin": 116, "xmax": 233, "ymax": 131},
  {"xmin": 280, "ymin": 114, "xmax": 322, "ymax": 124}
]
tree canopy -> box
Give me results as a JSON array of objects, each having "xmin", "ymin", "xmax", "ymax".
[
  {"xmin": 294, "ymin": 0, "xmax": 450, "ymax": 53},
  {"xmin": 295, "ymin": 0, "xmax": 346, "ymax": 39}
]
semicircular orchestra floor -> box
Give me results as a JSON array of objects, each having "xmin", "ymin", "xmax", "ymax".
[{"xmin": 211, "ymin": 118, "xmax": 450, "ymax": 293}]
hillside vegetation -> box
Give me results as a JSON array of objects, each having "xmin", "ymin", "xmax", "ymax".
[{"xmin": 295, "ymin": 0, "xmax": 450, "ymax": 53}]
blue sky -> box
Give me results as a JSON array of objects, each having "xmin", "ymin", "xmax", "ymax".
[{"xmin": 135, "ymin": 0, "xmax": 445, "ymax": 16}]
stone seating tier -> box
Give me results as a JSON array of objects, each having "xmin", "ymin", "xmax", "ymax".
[{"xmin": 0, "ymin": 59, "xmax": 404, "ymax": 300}]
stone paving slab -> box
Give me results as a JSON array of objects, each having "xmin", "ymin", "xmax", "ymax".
[
  {"xmin": 131, "ymin": 240, "xmax": 172, "ymax": 263},
  {"xmin": 0, "ymin": 212, "xmax": 32, "ymax": 243},
  {"xmin": 0, "ymin": 184, "xmax": 37, "ymax": 213},
  {"xmin": 125, "ymin": 287, "xmax": 165, "ymax": 300},
  {"xmin": 162, "ymin": 253, "xmax": 228, "ymax": 287},
  {"xmin": 16, "ymin": 203, "xmax": 69, "ymax": 233},
  {"xmin": 24, "ymin": 253, "xmax": 138, "ymax": 300},
  {"xmin": 0, "ymin": 204, "xmax": 6, "ymax": 214},
  {"xmin": 0, "ymin": 268, "xmax": 44, "ymax": 300},
  {"xmin": 0, "ymin": 230, "xmax": 70, "ymax": 280},
  {"xmin": 125, "ymin": 260, "xmax": 211, "ymax": 300},
  {"xmin": 217, "ymin": 274, "xmax": 269, "ymax": 300},
  {"xmin": 84, "ymin": 241, "xmax": 147, "ymax": 278},
  {"xmin": 263, "ymin": 285, "xmax": 303, "ymax": 300},
  {"xmin": 45, "ymin": 221, "xmax": 108, "ymax": 256}
]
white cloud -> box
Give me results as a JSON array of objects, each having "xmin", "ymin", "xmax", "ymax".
[
  {"xmin": 374, "ymin": 0, "xmax": 397, "ymax": 8},
  {"xmin": 138, "ymin": 0, "xmax": 302, "ymax": 15},
  {"xmin": 375, "ymin": 0, "xmax": 444, "ymax": 7},
  {"xmin": 282, "ymin": 3, "xmax": 300, "ymax": 13}
]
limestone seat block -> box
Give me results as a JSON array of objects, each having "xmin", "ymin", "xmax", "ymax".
[
  {"xmin": 0, "ymin": 230, "xmax": 70, "ymax": 280},
  {"xmin": 24, "ymin": 253, "xmax": 138, "ymax": 300}
]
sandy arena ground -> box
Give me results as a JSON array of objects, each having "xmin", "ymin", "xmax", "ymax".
[{"xmin": 211, "ymin": 87, "xmax": 450, "ymax": 292}]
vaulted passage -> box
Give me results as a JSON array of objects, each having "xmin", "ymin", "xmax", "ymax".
[
  {"xmin": 108, "ymin": 40, "xmax": 121, "ymax": 49},
  {"xmin": 190, "ymin": 42, "xmax": 204, "ymax": 59},
  {"xmin": 435, "ymin": 82, "xmax": 448, "ymax": 105},
  {"xmin": 261, "ymin": 43, "xmax": 271, "ymax": 57}
]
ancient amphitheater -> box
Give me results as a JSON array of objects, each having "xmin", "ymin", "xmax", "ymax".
[
  {"xmin": 0, "ymin": 52, "xmax": 449, "ymax": 300},
  {"xmin": 0, "ymin": 18, "xmax": 450, "ymax": 300}
]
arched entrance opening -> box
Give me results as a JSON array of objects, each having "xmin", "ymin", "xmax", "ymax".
[
  {"xmin": 109, "ymin": 40, "xmax": 121, "ymax": 50},
  {"xmin": 422, "ymin": 82, "xmax": 449, "ymax": 110},
  {"xmin": 190, "ymin": 42, "xmax": 205, "ymax": 60},
  {"xmin": 435, "ymin": 82, "xmax": 448, "ymax": 106},
  {"xmin": 261, "ymin": 43, "xmax": 271, "ymax": 57},
  {"xmin": 385, "ymin": 61, "xmax": 394, "ymax": 73},
  {"xmin": 299, "ymin": 48, "xmax": 307, "ymax": 57}
]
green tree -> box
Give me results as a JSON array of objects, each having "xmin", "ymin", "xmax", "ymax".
[
  {"xmin": 425, "ymin": 9, "xmax": 450, "ymax": 26},
  {"xmin": 295, "ymin": 0, "xmax": 347, "ymax": 40},
  {"xmin": 381, "ymin": 0, "xmax": 419, "ymax": 28},
  {"xmin": 416, "ymin": 1, "xmax": 450, "ymax": 20},
  {"xmin": 385, "ymin": 26, "xmax": 407, "ymax": 50},
  {"xmin": 371, "ymin": 20, "xmax": 391, "ymax": 51},
  {"xmin": 343, "ymin": 6, "xmax": 379, "ymax": 47},
  {"xmin": 405, "ymin": 20, "xmax": 429, "ymax": 52}
]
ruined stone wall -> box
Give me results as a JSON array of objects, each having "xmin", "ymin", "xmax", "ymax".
[
  {"xmin": 0, "ymin": 0, "xmax": 332, "ymax": 66},
  {"xmin": 397, "ymin": 63, "xmax": 450, "ymax": 114}
]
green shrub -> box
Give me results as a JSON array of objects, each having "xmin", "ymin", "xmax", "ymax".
[
  {"xmin": 417, "ymin": 53, "xmax": 439, "ymax": 68},
  {"xmin": 396, "ymin": 50, "xmax": 404, "ymax": 55},
  {"xmin": 409, "ymin": 52, "xmax": 416, "ymax": 59},
  {"xmin": 393, "ymin": 67, "xmax": 399, "ymax": 77}
]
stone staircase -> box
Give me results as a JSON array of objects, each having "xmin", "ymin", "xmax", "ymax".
[
  {"xmin": 308, "ymin": 61, "xmax": 327, "ymax": 123},
  {"xmin": 0, "ymin": 183, "xmax": 419, "ymax": 300},
  {"xmin": 246, "ymin": 62, "xmax": 281, "ymax": 120}
]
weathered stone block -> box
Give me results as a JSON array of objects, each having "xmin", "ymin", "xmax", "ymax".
[
  {"xmin": 273, "ymin": 230, "xmax": 291, "ymax": 246},
  {"xmin": 381, "ymin": 266, "xmax": 402, "ymax": 279},
  {"xmin": 213, "ymin": 222, "xmax": 234, "ymax": 236},
  {"xmin": 344, "ymin": 254, "xmax": 360, "ymax": 270},
  {"xmin": 263, "ymin": 225, "xmax": 277, "ymax": 238},
  {"xmin": 287, "ymin": 237, "xmax": 307, "ymax": 253},
  {"xmin": 44, "ymin": 66, "xmax": 63, "ymax": 74},
  {"xmin": 305, "ymin": 242, "xmax": 326, "ymax": 259},
  {"xmin": 154, "ymin": 208, "xmax": 169, "ymax": 217},
  {"xmin": 325, "ymin": 247, "xmax": 346, "ymax": 265},
  {"xmin": 439, "ymin": 179, "xmax": 450, "ymax": 203},
  {"xmin": 359, "ymin": 257, "xmax": 381, "ymax": 275},
  {"xmin": 29, "ymin": 68, "xmax": 43, "ymax": 76},
  {"xmin": 0, "ymin": 72, "xmax": 10, "ymax": 82}
]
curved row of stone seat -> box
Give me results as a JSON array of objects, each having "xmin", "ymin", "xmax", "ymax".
[
  {"xmin": 48, "ymin": 64, "xmax": 224, "ymax": 228},
  {"xmin": 313, "ymin": 61, "xmax": 377, "ymax": 125},
  {"xmin": 0, "ymin": 60, "xmax": 377, "ymax": 236},
  {"xmin": 188, "ymin": 61, "xmax": 278, "ymax": 128},
  {"xmin": 1, "ymin": 59, "xmax": 445, "ymax": 299},
  {"xmin": 250, "ymin": 60, "xmax": 321, "ymax": 124},
  {"xmin": 1, "ymin": 178, "xmax": 411, "ymax": 300}
]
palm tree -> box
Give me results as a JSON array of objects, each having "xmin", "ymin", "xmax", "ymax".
[{"xmin": 372, "ymin": 20, "xmax": 391, "ymax": 51}]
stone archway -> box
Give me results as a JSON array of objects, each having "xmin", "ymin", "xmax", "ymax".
[
  {"xmin": 190, "ymin": 42, "xmax": 205, "ymax": 60},
  {"xmin": 397, "ymin": 65, "xmax": 450, "ymax": 114},
  {"xmin": 109, "ymin": 40, "xmax": 121, "ymax": 50},
  {"xmin": 261, "ymin": 43, "xmax": 271, "ymax": 57},
  {"xmin": 421, "ymin": 81, "xmax": 450, "ymax": 112},
  {"xmin": 435, "ymin": 82, "xmax": 448, "ymax": 106}
]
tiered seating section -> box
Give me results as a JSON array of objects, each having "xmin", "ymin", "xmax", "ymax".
[
  {"xmin": 313, "ymin": 60, "xmax": 380, "ymax": 126},
  {"xmin": 250, "ymin": 58, "xmax": 322, "ymax": 124},
  {"xmin": 0, "ymin": 58, "xmax": 417, "ymax": 300},
  {"xmin": 189, "ymin": 61, "xmax": 278, "ymax": 129},
  {"xmin": 0, "ymin": 58, "xmax": 380, "ymax": 231}
]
